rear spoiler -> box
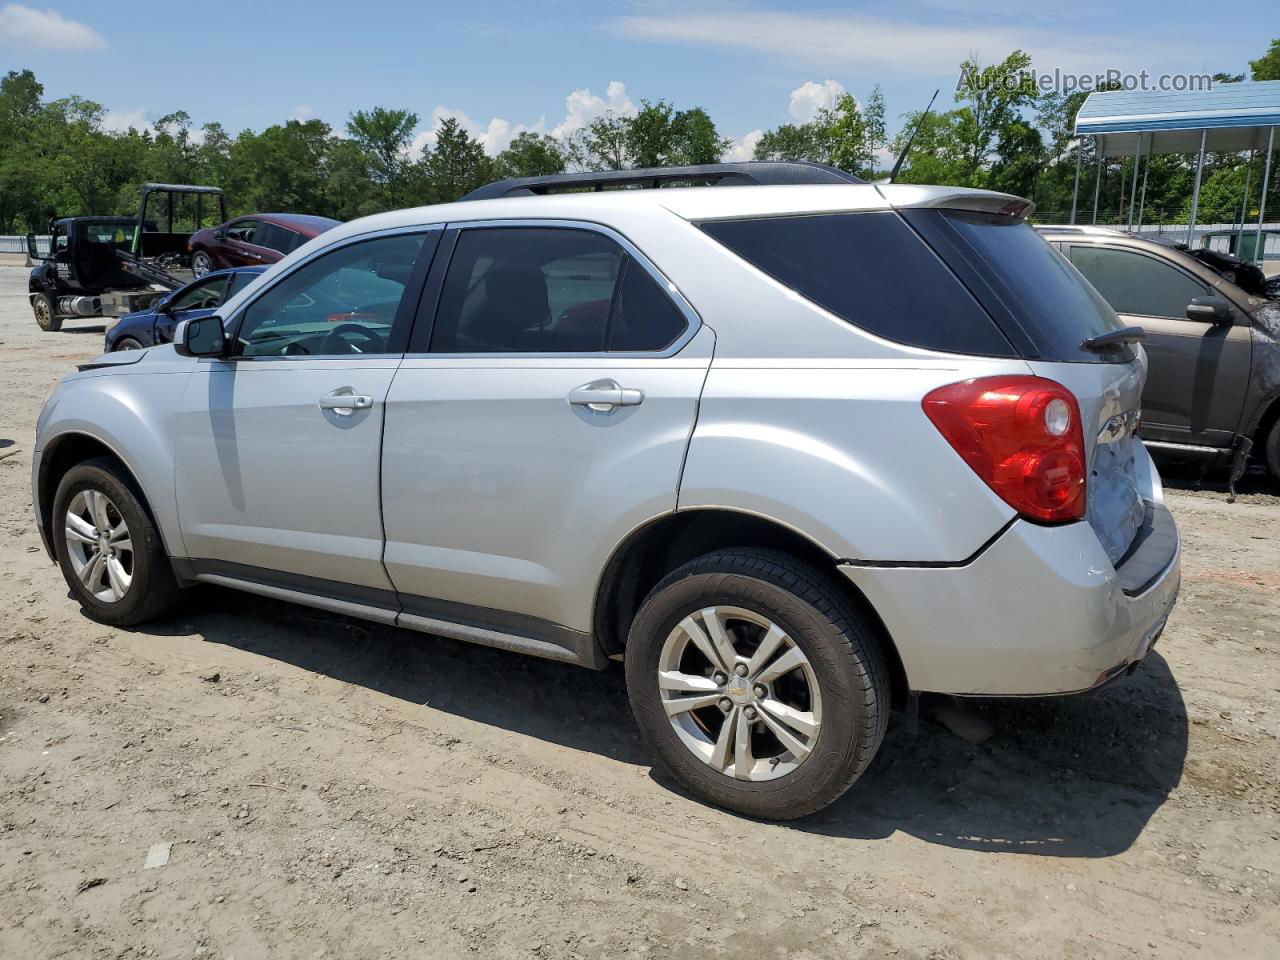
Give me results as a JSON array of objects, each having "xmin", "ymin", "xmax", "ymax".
[{"xmin": 876, "ymin": 184, "xmax": 1034, "ymax": 220}]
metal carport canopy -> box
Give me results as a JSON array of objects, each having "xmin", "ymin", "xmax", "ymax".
[
  {"xmin": 1075, "ymin": 81, "xmax": 1280, "ymax": 157},
  {"xmin": 1069, "ymin": 81, "xmax": 1279, "ymax": 251}
]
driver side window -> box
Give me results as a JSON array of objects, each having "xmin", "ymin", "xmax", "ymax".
[{"xmin": 231, "ymin": 233, "xmax": 428, "ymax": 358}]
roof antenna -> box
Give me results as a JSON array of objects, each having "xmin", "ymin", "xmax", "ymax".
[{"xmin": 879, "ymin": 89, "xmax": 939, "ymax": 184}]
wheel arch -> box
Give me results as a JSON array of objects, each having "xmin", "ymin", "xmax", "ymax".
[
  {"xmin": 592, "ymin": 508, "xmax": 910, "ymax": 706},
  {"xmin": 1249, "ymin": 388, "xmax": 1280, "ymax": 454},
  {"xmin": 37, "ymin": 431, "xmax": 170, "ymax": 563}
]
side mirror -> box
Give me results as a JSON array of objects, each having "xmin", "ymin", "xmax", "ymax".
[
  {"xmin": 173, "ymin": 316, "xmax": 226, "ymax": 358},
  {"xmin": 1186, "ymin": 295, "xmax": 1231, "ymax": 324},
  {"xmin": 213, "ymin": 229, "xmax": 225, "ymax": 241},
  {"xmin": 26, "ymin": 232, "xmax": 47, "ymax": 261}
]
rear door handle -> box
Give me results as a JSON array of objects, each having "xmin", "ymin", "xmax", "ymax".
[
  {"xmin": 568, "ymin": 379, "xmax": 644, "ymax": 412},
  {"xmin": 319, "ymin": 388, "xmax": 373, "ymax": 416}
]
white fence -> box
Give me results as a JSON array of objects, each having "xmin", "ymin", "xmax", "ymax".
[{"xmin": 0, "ymin": 235, "xmax": 50, "ymax": 256}]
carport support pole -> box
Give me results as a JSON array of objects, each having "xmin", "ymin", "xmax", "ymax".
[
  {"xmin": 1255, "ymin": 126, "xmax": 1275, "ymax": 266},
  {"xmin": 1069, "ymin": 141, "xmax": 1082, "ymax": 224},
  {"xmin": 1121, "ymin": 156, "xmax": 1131, "ymax": 227},
  {"xmin": 1091, "ymin": 138, "xmax": 1103, "ymax": 225},
  {"xmin": 1127, "ymin": 134, "xmax": 1143, "ymax": 229},
  {"xmin": 1187, "ymin": 129, "xmax": 1207, "ymax": 248},
  {"xmin": 1137, "ymin": 146, "xmax": 1151, "ymax": 229}
]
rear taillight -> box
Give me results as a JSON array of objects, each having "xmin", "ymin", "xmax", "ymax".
[{"xmin": 922, "ymin": 376, "xmax": 1086, "ymax": 523}]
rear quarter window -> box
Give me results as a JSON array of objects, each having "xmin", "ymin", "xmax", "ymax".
[
  {"xmin": 905, "ymin": 210, "xmax": 1135, "ymax": 363},
  {"xmin": 699, "ymin": 212, "xmax": 1015, "ymax": 357}
]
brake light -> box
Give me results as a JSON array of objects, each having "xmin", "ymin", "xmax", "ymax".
[{"xmin": 922, "ymin": 376, "xmax": 1086, "ymax": 523}]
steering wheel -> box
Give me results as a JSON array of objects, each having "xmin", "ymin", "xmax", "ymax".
[{"xmin": 319, "ymin": 322, "xmax": 384, "ymax": 355}]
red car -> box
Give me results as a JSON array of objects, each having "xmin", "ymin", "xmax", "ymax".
[{"xmin": 188, "ymin": 212, "xmax": 340, "ymax": 277}]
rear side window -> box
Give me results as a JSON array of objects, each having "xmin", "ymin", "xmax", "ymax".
[
  {"xmin": 256, "ymin": 223, "xmax": 299, "ymax": 254},
  {"xmin": 609, "ymin": 262, "xmax": 688, "ymax": 351},
  {"xmin": 906, "ymin": 210, "xmax": 1135, "ymax": 363},
  {"xmin": 699, "ymin": 212, "xmax": 1014, "ymax": 357},
  {"xmin": 1068, "ymin": 246, "xmax": 1207, "ymax": 320},
  {"xmin": 429, "ymin": 227, "xmax": 688, "ymax": 353}
]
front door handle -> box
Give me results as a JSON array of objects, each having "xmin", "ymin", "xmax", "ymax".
[
  {"xmin": 568, "ymin": 379, "xmax": 644, "ymax": 413},
  {"xmin": 319, "ymin": 388, "xmax": 373, "ymax": 416}
]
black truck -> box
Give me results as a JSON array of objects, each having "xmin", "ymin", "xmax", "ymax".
[{"xmin": 27, "ymin": 183, "xmax": 226, "ymax": 332}]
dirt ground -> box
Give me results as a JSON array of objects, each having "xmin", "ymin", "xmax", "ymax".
[{"xmin": 0, "ymin": 264, "xmax": 1277, "ymax": 960}]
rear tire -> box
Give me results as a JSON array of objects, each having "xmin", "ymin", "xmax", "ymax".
[
  {"xmin": 32, "ymin": 292, "xmax": 61, "ymax": 332},
  {"xmin": 624, "ymin": 548, "xmax": 890, "ymax": 820},
  {"xmin": 191, "ymin": 250, "xmax": 213, "ymax": 278},
  {"xmin": 51, "ymin": 457, "xmax": 182, "ymax": 626}
]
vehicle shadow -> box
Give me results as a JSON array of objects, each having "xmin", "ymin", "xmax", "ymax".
[
  {"xmin": 793, "ymin": 653, "xmax": 1188, "ymax": 858},
  {"xmin": 135, "ymin": 586, "xmax": 1186, "ymax": 859},
  {"xmin": 57, "ymin": 324, "xmax": 108, "ymax": 335},
  {"xmin": 1153, "ymin": 453, "xmax": 1277, "ymax": 497},
  {"xmin": 141, "ymin": 585, "xmax": 648, "ymax": 765}
]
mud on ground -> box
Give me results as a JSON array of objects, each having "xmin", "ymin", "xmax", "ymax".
[{"xmin": 0, "ymin": 266, "xmax": 1277, "ymax": 959}]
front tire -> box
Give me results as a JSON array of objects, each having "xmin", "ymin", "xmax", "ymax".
[
  {"xmin": 112, "ymin": 336, "xmax": 145, "ymax": 352},
  {"xmin": 32, "ymin": 292, "xmax": 61, "ymax": 332},
  {"xmin": 51, "ymin": 458, "xmax": 181, "ymax": 626},
  {"xmin": 625, "ymin": 549, "xmax": 890, "ymax": 819},
  {"xmin": 191, "ymin": 250, "xmax": 213, "ymax": 277}
]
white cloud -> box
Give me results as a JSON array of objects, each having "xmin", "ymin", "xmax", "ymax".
[
  {"xmin": 417, "ymin": 105, "xmax": 548, "ymax": 156},
  {"xmin": 291, "ymin": 104, "xmax": 314, "ymax": 122},
  {"xmin": 550, "ymin": 81, "xmax": 636, "ymax": 139},
  {"xmin": 615, "ymin": 11, "xmax": 1189, "ymax": 75},
  {"xmin": 788, "ymin": 80, "xmax": 846, "ymax": 123},
  {"xmin": 100, "ymin": 108, "xmax": 148, "ymax": 133},
  {"xmin": 724, "ymin": 129, "xmax": 763, "ymax": 163},
  {"xmin": 0, "ymin": 4, "xmax": 105, "ymax": 49},
  {"xmin": 409, "ymin": 81, "xmax": 635, "ymax": 158}
]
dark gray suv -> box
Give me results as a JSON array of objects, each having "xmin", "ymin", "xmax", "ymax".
[{"xmin": 1038, "ymin": 226, "xmax": 1280, "ymax": 482}]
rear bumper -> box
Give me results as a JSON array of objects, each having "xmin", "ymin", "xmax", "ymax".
[{"xmin": 839, "ymin": 503, "xmax": 1180, "ymax": 696}]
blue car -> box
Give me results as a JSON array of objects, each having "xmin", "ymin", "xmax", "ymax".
[{"xmin": 105, "ymin": 266, "xmax": 266, "ymax": 352}]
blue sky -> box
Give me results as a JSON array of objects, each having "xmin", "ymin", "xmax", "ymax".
[{"xmin": 0, "ymin": 0, "xmax": 1271, "ymax": 157}]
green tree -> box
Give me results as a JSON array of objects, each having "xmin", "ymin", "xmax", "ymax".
[
  {"xmin": 1249, "ymin": 40, "xmax": 1280, "ymax": 81},
  {"xmin": 494, "ymin": 131, "xmax": 564, "ymax": 179},
  {"xmin": 626, "ymin": 99, "xmax": 729, "ymax": 167},
  {"xmin": 752, "ymin": 122, "xmax": 832, "ymax": 164},
  {"xmin": 420, "ymin": 116, "xmax": 491, "ymax": 202},
  {"xmin": 987, "ymin": 119, "xmax": 1044, "ymax": 199},
  {"xmin": 669, "ymin": 106, "xmax": 729, "ymax": 164},
  {"xmin": 346, "ymin": 107, "xmax": 419, "ymax": 204},
  {"xmin": 827, "ymin": 88, "xmax": 886, "ymax": 178},
  {"xmin": 954, "ymin": 50, "xmax": 1038, "ymax": 184},
  {"xmin": 582, "ymin": 112, "xmax": 630, "ymax": 170},
  {"xmin": 890, "ymin": 109, "xmax": 972, "ymax": 186}
]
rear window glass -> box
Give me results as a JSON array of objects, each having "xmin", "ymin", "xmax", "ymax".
[
  {"xmin": 699, "ymin": 212, "xmax": 1014, "ymax": 357},
  {"xmin": 910, "ymin": 210, "xmax": 1134, "ymax": 363}
]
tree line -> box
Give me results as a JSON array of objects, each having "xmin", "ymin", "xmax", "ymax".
[{"xmin": 1, "ymin": 38, "xmax": 1277, "ymax": 234}]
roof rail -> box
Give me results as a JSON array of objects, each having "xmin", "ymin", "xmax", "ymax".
[{"xmin": 460, "ymin": 161, "xmax": 864, "ymax": 201}]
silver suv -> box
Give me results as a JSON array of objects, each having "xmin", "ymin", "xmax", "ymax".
[{"xmin": 32, "ymin": 166, "xmax": 1181, "ymax": 819}]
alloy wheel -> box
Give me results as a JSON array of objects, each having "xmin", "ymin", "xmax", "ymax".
[
  {"xmin": 192, "ymin": 252, "xmax": 211, "ymax": 277},
  {"xmin": 658, "ymin": 606, "xmax": 822, "ymax": 781},
  {"xmin": 64, "ymin": 489, "xmax": 133, "ymax": 603}
]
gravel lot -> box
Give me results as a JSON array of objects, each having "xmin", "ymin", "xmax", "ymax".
[{"xmin": 1, "ymin": 263, "xmax": 1278, "ymax": 959}]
